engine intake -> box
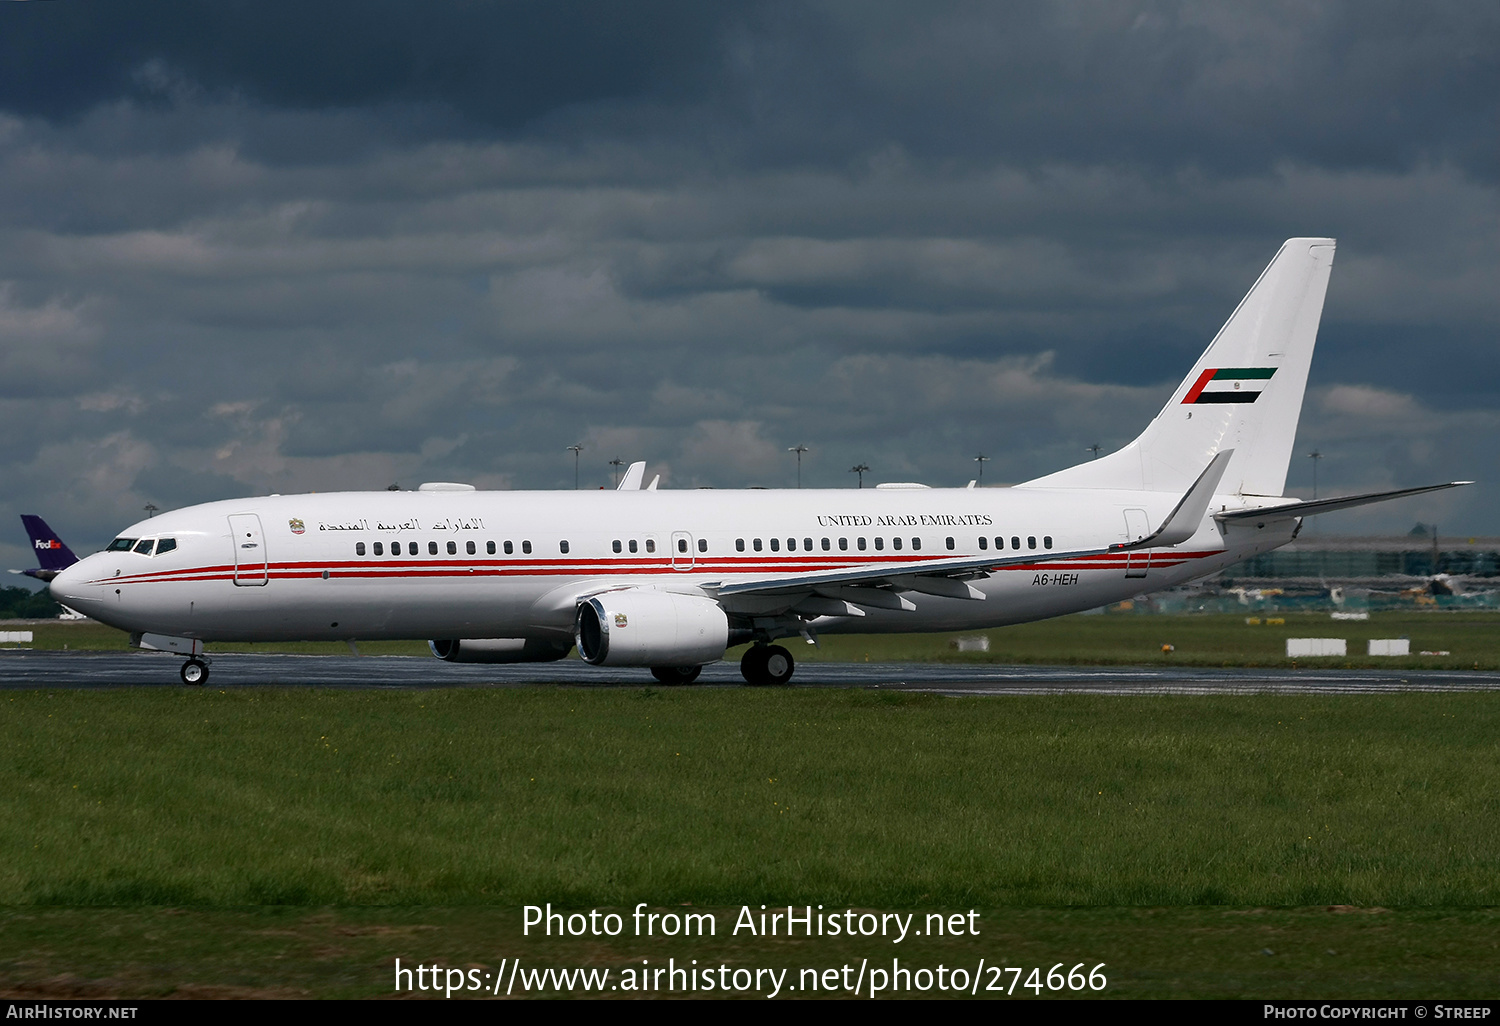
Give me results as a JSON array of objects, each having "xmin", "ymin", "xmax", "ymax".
[
  {"xmin": 428, "ymin": 638, "xmax": 573, "ymax": 663},
  {"xmin": 575, "ymin": 589, "xmax": 728, "ymax": 667}
]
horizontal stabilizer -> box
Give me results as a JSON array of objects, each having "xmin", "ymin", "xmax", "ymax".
[{"xmin": 1214, "ymin": 481, "xmax": 1473, "ymax": 523}]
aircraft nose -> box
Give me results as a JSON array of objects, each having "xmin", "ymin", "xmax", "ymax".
[{"xmin": 48, "ymin": 561, "xmax": 90, "ymax": 611}]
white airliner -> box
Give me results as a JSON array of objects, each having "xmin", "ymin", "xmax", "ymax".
[{"xmin": 50, "ymin": 238, "xmax": 1468, "ymax": 686}]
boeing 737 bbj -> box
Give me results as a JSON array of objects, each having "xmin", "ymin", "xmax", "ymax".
[{"xmin": 49, "ymin": 239, "xmax": 1469, "ymax": 685}]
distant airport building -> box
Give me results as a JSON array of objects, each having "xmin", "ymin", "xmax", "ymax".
[
  {"xmin": 1220, "ymin": 533, "xmax": 1500, "ymax": 586},
  {"xmin": 1125, "ymin": 531, "xmax": 1500, "ymax": 614}
]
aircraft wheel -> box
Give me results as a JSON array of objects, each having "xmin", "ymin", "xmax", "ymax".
[
  {"xmin": 740, "ymin": 645, "xmax": 769, "ymax": 685},
  {"xmin": 740, "ymin": 645, "xmax": 794, "ymax": 686},
  {"xmin": 180, "ymin": 659, "xmax": 208, "ymax": 686},
  {"xmin": 650, "ymin": 665, "xmax": 702, "ymax": 686},
  {"xmin": 762, "ymin": 645, "xmax": 795, "ymax": 685}
]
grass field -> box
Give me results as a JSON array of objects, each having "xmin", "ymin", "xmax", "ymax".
[
  {"xmin": 6, "ymin": 608, "xmax": 1500, "ymax": 670},
  {"xmin": 2, "ymin": 686, "xmax": 1499, "ymax": 997},
  {"xmin": 4, "ymin": 615, "xmax": 1499, "ymax": 998}
]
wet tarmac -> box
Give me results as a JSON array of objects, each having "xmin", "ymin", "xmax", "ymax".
[{"xmin": 3, "ymin": 650, "xmax": 1499, "ymax": 695}]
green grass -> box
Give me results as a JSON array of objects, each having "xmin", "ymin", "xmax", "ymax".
[
  {"xmin": 10, "ymin": 610, "xmax": 1499, "ymax": 670},
  {"xmin": 4, "ymin": 688, "xmax": 1500, "ymax": 998},
  {"xmin": 4, "ymin": 688, "xmax": 1499, "ymax": 908}
]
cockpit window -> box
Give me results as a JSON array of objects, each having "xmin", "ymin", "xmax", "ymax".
[
  {"xmin": 156, "ymin": 538, "xmax": 177, "ymax": 555},
  {"xmin": 133, "ymin": 539, "xmax": 155, "ymax": 555},
  {"xmin": 107, "ymin": 538, "xmax": 136, "ymax": 552}
]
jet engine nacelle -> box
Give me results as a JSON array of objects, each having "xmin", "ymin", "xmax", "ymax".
[
  {"xmin": 428, "ymin": 638, "xmax": 574, "ymax": 663},
  {"xmin": 575, "ymin": 589, "xmax": 728, "ymax": 667}
]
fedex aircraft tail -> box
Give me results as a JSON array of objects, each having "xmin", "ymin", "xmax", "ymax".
[
  {"xmin": 1022, "ymin": 238, "xmax": 1336, "ymax": 497},
  {"xmin": 17, "ymin": 515, "xmax": 80, "ymax": 581}
]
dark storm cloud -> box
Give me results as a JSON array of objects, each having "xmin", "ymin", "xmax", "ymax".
[{"xmin": 0, "ymin": 1, "xmax": 1497, "ymax": 577}]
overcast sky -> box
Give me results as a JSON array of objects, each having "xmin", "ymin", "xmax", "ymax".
[{"xmin": 3, "ymin": 1, "xmax": 1498, "ymax": 575}]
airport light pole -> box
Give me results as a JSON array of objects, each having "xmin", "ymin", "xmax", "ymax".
[
  {"xmin": 1087, "ymin": 444, "xmax": 1102, "ymax": 460},
  {"xmin": 788, "ymin": 445, "xmax": 809, "ymax": 488},
  {"xmin": 850, "ymin": 463, "xmax": 869, "ymax": 488},
  {"xmin": 1306, "ymin": 450, "xmax": 1323, "ymax": 499},
  {"xmin": 567, "ymin": 445, "xmax": 583, "ymax": 489},
  {"xmin": 143, "ymin": 503, "xmax": 158, "ymax": 519},
  {"xmin": 608, "ymin": 458, "xmax": 624, "ymax": 489},
  {"xmin": 973, "ymin": 454, "xmax": 990, "ymax": 483}
]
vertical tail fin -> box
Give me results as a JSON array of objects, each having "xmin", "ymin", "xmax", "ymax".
[
  {"xmin": 20, "ymin": 515, "xmax": 80, "ymax": 574},
  {"xmin": 1022, "ymin": 238, "xmax": 1335, "ymax": 496}
]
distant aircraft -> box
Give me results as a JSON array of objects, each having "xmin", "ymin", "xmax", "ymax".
[
  {"xmin": 9, "ymin": 515, "xmax": 80, "ymax": 583},
  {"xmin": 49, "ymin": 239, "xmax": 1470, "ymax": 686}
]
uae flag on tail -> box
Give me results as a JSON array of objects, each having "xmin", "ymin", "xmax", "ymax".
[{"xmin": 1182, "ymin": 367, "xmax": 1277, "ymax": 404}]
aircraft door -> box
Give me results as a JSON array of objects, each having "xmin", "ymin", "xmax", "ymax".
[
  {"xmin": 1123, "ymin": 509, "xmax": 1150, "ymax": 579},
  {"xmin": 228, "ymin": 513, "xmax": 269, "ymax": 586},
  {"xmin": 670, "ymin": 531, "xmax": 695, "ymax": 570}
]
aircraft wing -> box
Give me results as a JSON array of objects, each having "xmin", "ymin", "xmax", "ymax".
[
  {"xmin": 706, "ymin": 543, "xmax": 1118, "ymax": 602},
  {"xmin": 1213, "ymin": 481, "xmax": 1473, "ymax": 524}
]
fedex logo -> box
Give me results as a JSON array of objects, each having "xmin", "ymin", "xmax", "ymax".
[{"xmin": 35, "ymin": 539, "xmax": 61, "ymax": 550}]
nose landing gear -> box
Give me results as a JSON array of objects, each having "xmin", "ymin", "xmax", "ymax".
[
  {"xmin": 740, "ymin": 644, "xmax": 795, "ymax": 686},
  {"xmin": 180, "ymin": 658, "xmax": 210, "ymax": 686}
]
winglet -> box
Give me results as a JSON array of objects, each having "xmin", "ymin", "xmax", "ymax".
[{"xmin": 1112, "ymin": 449, "xmax": 1234, "ymax": 551}]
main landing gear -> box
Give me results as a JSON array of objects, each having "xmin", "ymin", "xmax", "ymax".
[
  {"xmin": 180, "ymin": 658, "xmax": 210, "ymax": 686},
  {"xmin": 650, "ymin": 665, "xmax": 703, "ymax": 686},
  {"xmin": 740, "ymin": 644, "xmax": 795, "ymax": 686}
]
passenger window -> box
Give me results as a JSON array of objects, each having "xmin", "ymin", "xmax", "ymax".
[
  {"xmin": 522, "ymin": 541, "xmax": 532, "ymax": 554},
  {"xmin": 1028, "ymin": 536, "xmax": 1037, "ymax": 550},
  {"xmin": 408, "ymin": 542, "xmax": 419, "ymax": 556},
  {"xmin": 466, "ymin": 540, "xmax": 476, "ymax": 555},
  {"xmin": 504, "ymin": 541, "xmax": 514, "ymax": 555},
  {"xmin": 613, "ymin": 540, "xmax": 622, "ymax": 553},
  {"xmin": 107, "ymin": 538, "xmax": 136, "ymax": 552},
  {"xmin": 392, "ymin": 545, "xmax": 402, "ymax": 559},
  {"xmin": 821, "ymin": 538, "xmax": 830, "ymax": 551},
  {"xmin": 1044, "ymin": 536, "xmax": 1053, "ymax": 549},
  {"xmin": 945, "ymin": 537, "xmax": 955, "ymax": 550},
  {"xmin": 156, "ymin": 538, "xmax": 176, "ymax": 555},
  {"xmin": 134, "ymin": 539, "xmax": 155, "ymax": 555},
  {"xmin": 629, "ymin": 540, "xmax": 638, "ymax": 553},
  {"xmin": 429, "ymin": 541, "xmax": 439, "ymax": 555},
  {"xmin": 736, "ymin": 539, "xmax": 745, "ymax": 552},
  {"xmin": 560, "ymin": 540, "xmax": 569, "ymax": 554},
  {"xmin": 487, "ymin": 541, "xmax": 496, "ymax": 555},
  {"xmin": 912, "ymin": 537, "xmax": 921, "ymax": 550},
  {"xmin": 645, "ymin": 539, "xmax": 655, "ymax": 553},
  {"xmin": 978, "ymin": 537, "xmax": 987, "ymax": 550},
  {"xmin": 995, "ymin": 537, "xmax": 1004, "ymax": 549},
  {"xmin": 1012, "ymin": 536, "xmax": 1021, "ymax": 550},
  {"xmin": 374, "ymin": 542, "xmax": 383, "ymax": 556},
  {"xmin": 803, "ymin": 537, "xmax": 812, "ymax": 550},
  {"xmin": 677, "ymin": 538, "xmax": 687, "ymax": 553},
  {"xmin": 357, "ymin": 542, "xmax": 366, "ymax": 556},
  {"xmin": 893, "ymin": 537, "xmax": 903, "ymax": 550},
  {"xmin": 786, "ymin": 538, "xmax": 796, "ymax": 551},
  {"xmin": 857, "ymin": 538, "xmax": 866, "ymax": 550},
  {"xmin": 874, "ymin": 537, "xmax": 884, "ymax": 551},
  {"xmin": 447, "ymin": 541, "xmax": 457, "ymax": 555},
  {"xmin": 698, "ymin": 538, "xmax": 707, "ymax": 552},
  {"xmin": 839, "ymin": 538, "xmax": 848, "ymax": 550},
  {"xmin": 770, "ymin": 538, "xmax": 780, "ymax": 552},
  {"xmin": 753, "ymin": 539, "xmax": 762, "ymax": 551}
]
